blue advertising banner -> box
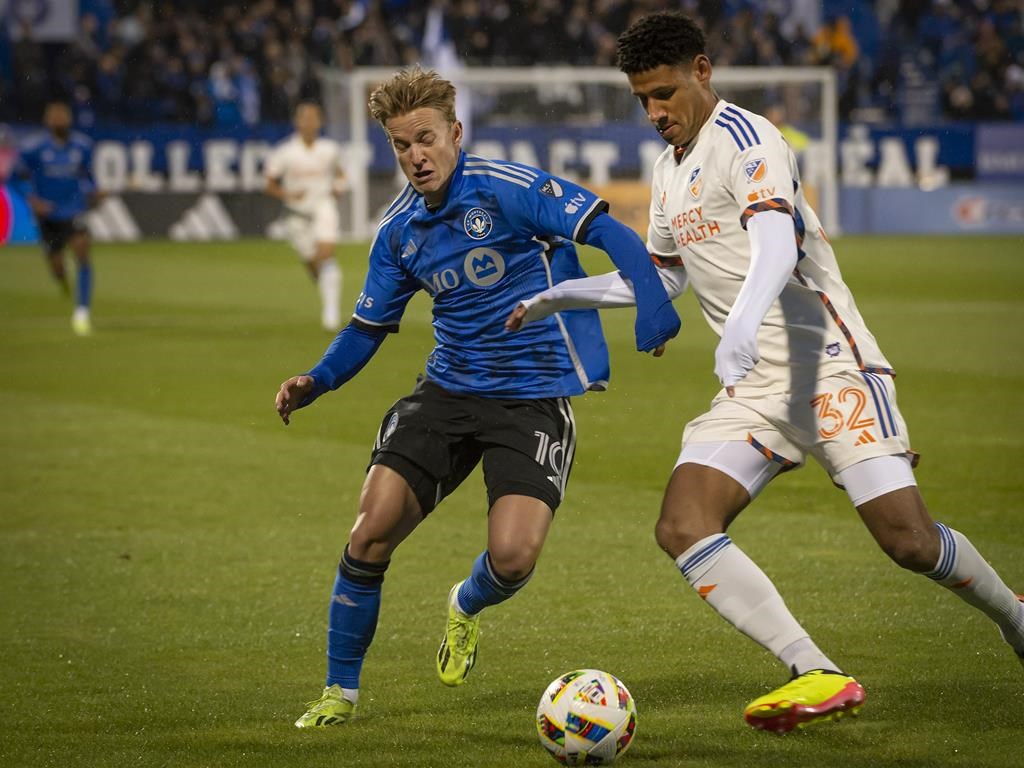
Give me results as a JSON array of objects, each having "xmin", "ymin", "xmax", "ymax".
[
  {"xmin": 975, "ymin": 124, "xmax": 1024, "ymax": 182},
  {"xmin": 840, "ymin": 184, "xmax": 1024, "ymax": 234}
]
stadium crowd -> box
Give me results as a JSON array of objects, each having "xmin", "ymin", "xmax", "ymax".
[{"xmin": 1, "ymin": 0, "xmax": 1021, "ymax": 126}]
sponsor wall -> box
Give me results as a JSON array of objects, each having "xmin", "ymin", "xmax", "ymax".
[{"xmin": 1, "ymin": 121, "xmax": 1021, "ymax": 243}]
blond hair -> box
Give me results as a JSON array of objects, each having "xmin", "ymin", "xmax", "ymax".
[{"xmin": 368, "ymin": 67, "xmax": 457, "ymax": 126}]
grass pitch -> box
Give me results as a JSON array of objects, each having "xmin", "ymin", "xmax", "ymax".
[{"xmin": 1, "ymin": 235, "xmax": 1021, "ymax": 767}]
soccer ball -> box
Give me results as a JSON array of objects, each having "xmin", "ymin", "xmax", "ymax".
[{"xmin": 536, "ymin": 669, "xmax": 637, "ymax": 765}]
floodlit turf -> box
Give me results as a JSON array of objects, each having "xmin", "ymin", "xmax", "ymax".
[{"xmin": 1, "ymin": 235, "xmax": 1021, "ymax": 768}]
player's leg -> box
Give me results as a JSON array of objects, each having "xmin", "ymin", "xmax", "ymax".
[
  {"xmin": 438, "ymin": 493, "xmax": 554, "ymax": 686},
  {"xmin": 39, "ymin": 219, "xmax": 70, "ymax": 295},
  {"xmin": 69, "ymin": 226, "xmax": 93, "ymax": 335},
  {"xmin": 310, "ymin": 243, "xmax": 342, "ymax": 332},
  {"xmin": 295, "ymin": 463, "xmax": 424, "ymax": 728},
  {"xmin": 310, "ymin": 203, "xmax": 342, "ymax": 331},
  {"xmin": 842, "ymin": 458, "xmax": 1024, "ymax": 667},
  {"xmin": 664, "ymin": 390, "xmax": 866, "ymax": 732},
  {"xmin": 298, "ymin": 382, "xmax": 469, "ymax": 726},
  {"xmin": 437, "ymin": 395, "xmax": 573, "ymax": 686}
]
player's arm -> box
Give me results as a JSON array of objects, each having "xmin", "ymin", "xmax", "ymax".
[
  {"xmin": 13, "ymin": 147, "xmax": 53, "ymax": 217},
  {"xmin": 503, "ymin": 172, "xmax": 679, "ymax": 353},
  {"xmin": 332, "ymin": 150, "xmax": 349, "ymax": 196},
  {"xmin": 714, "ymin": 127, "xmax": 801, "ymax": 394},
  {"xmin": 275, "ymin": 230, "xmax": 419, "ymax": 424},
  {"xmin": 508, "ymin": 266, "xmax": 687, "ymax": 328},
  {"xmin": 80, "ymin": 140, "xmax": 103, "ymax": 206},
  {"xmin": 276, "ymin": 321, "xmax": 388, "ymax": 424},
  {"xmin": 263, "ymin": 147, "xmax": 298, "ymax": 202},
  {"xmin": 714, "ymin": 210, "xmax": 797, "ymax": 395}
]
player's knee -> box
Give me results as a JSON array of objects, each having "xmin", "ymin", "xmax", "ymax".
[
  {"xmin": 654, "ymin": 513, "xmax": 704, "ymax": 559},
  {"xmin": 878, "ymin": 528, "xmax": 939, "ymax": 573},
  {"xmin": 487, "ymin": 543, "xmax": 539, "ymax": 583}
]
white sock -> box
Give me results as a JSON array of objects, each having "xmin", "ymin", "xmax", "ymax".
[
  {"xmin": 926, "ymin": 524, "xmax": 1024, "ymax": 653},
  {"xmin": 340, "ymin": 686, "xmax": 358, "ymax": 705},
  {"xmin": 676, "ymin": 534, "xmax": 839, "ymax": 674},
  {"xmin": 318, "ymin": 259, "xmax": 342, "ymax": 330}
]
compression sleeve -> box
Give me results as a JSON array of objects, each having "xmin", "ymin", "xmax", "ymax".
[
  {"xmin": 724, "ymin": 210, "xmax": 797, "ymax": 339},
  {"xmin": 581, "ymin": 213, "xmax": 681, "ymax": 351},
  {"xmin": 520, "ymin": 267, "xmax": 688, "ymax": 325},
  {"xmin": 299, "ymin": 321, "xmax": 389, "ymax": 407}
]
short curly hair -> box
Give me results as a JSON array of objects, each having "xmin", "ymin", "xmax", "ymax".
[{"xmin": 616, "ymin": 12, "xmax": 707, "ymax": 74}]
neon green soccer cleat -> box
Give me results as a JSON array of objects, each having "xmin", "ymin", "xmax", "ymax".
[
  {"xmin": 294, "ymin": 684, "xmax": 356, "ymax": 728},
  {"xmin": 744, "ymin": 669, "xmax": 865, "ymax": 734},
  {"xmin": 71, "ymin": 307, "xmax": 92, "ymax": 336},
  {"xmin": 436, "ymin": 581, "xmax": 481, "ymax": 687}
]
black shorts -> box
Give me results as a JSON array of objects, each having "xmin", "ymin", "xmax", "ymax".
[
  {"xmin": 39, "ymin": 217, "xmax": 87, "ymax": 256},
  {"xmin": 369, "ymin": 379, "xmax": 577, "ymax": 516}
]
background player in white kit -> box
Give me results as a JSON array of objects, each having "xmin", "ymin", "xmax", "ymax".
[
  {"xmin": 265, "ymin": 102, "xmax": 347, "ymax": 331},
  {"xmin": 509, "ymin": 11, "xmax": 1024, "ymax": 734}
]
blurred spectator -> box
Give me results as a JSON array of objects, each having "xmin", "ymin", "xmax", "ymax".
[{"xmin": 1, "ymin": 0, "xmax": 1020, "ymax": 126}]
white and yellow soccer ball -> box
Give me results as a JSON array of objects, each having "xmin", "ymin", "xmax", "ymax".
[{"xmin": 536, "ymin": 669, "xmax": 637, "ymax": 765}]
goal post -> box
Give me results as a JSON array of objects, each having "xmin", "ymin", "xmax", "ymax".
[{"xmin": 318, "ymin": 66, "xmax": 838, "ymax": 240}]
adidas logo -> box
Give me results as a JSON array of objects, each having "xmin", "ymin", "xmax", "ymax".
[
  {"xmin": 546, "ymin": 475, "xmax": 561, "ymax": 488},
  {"xmin": 84, "ymin": 196, "xmax": 141, "ymax": 241},
  {"xmin": 168, "ymin": 194, "xmax": 238, "ymax": 240},
  {"xmin": 854, "ymin": 430, "xmax": 877, "ymax": 446}
]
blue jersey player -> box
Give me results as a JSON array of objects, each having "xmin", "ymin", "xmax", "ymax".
[
  {"xmin": 276, "ymin": 67, "xmax": 681, "ymax": 727},
  {"xmin": 15, "ymin": 101, "xmax": 100, "ymax": 335}
]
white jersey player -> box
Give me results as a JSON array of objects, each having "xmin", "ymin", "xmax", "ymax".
[
  {"xmin": 509, "ymin": 11, "xmax": 1024, "ymax": 735},
  {"xmin": 265, "ymin": 102, "xmax": 347, "ymax": 330}
]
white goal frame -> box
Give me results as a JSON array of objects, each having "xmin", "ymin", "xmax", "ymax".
[{"xmin": 319, "ymin": 66, "xmax": 838, "ymax": 240}]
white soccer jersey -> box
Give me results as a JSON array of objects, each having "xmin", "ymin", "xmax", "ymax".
[
  {"xmin": 264, "ymin": 134, "xmax": 345, "ymax": 216},
  {"xmin": 648, "ymin": 99, "xmax": 893, "ymax": 394}
]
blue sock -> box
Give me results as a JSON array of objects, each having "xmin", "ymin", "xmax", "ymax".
[
  {"xmin": 76, "ymin": 263, "xmax": 92, "ymax": 309},
  {"xmin": 455, "ymin": 551, "xmax": 533, "ymax": 616},
  {"xmin": 326, "ymin": 546, "xmax": 389, "ymax": 689}
]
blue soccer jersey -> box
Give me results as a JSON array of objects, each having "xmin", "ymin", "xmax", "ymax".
[
  {"xmin": 353, "ymin": 152, "xmax": 611, "ymax": 398},
  {"xmin": 16, "ymin": 132, "xmax": 95, "ymax": 221}
]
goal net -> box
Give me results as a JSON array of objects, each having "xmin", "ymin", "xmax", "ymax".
[{"xmin": 318, "ymin": 66, "xmax": 837, "ymax": 241}]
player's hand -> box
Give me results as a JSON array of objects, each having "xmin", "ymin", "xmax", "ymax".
[
  {"xmin": 714, "ymin": 326, "xmax": 759, "ymax": 397},
  {"xmin": 504, "ymin": 303, "xmax": 528, "ymax": 332},
  {"xmin": 275, "ymin": 375, "xmax": 315, "ymax": 425},
  {"xmin": 652, "ymin": 344, "xmax": 666, "ymax": 358},
  {"xmin": 29, "ymin": 197, "xmax": 54, "ymax": 217}
]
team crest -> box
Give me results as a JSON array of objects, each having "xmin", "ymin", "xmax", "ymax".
[
  {"xmin": 688, "ymin": 166, "xmax": 703, "ymax": 198},
  {"xmin": 744, "ymin": 158, "xmax": 768, "ymax": 183},
  {"xmin": 825, "ymin": 342, "xmax": 841, "ymax": 358},
  {"xmin": 381, "ymin": 413, "xmax": 399, "ymax": 444},
  {"xmin": 463, "ymin": 207, "xmax": 493, "ymax": 240},
  {"xmin": 539, "ymin": 178, "xmax": 564, "ymax": 198}
]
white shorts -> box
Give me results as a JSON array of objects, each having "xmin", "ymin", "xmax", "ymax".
[
  {"xmin": 676, "ymin": 370, "xmax": 918, "ymax": 505},
  {"xmin": 286, "ymin": 199, "xmax": 340, "ymax": 260}
]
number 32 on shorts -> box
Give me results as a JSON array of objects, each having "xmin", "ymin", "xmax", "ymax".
[{"xmin": 810, "ymin": 387, "xmax": 875, "ymax": 440}]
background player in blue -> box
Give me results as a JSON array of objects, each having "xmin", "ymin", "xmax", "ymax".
[
  {"xmin": 275, "ymin": 67, "xmax": 680, "ymax": 728},
  {"xmin": 16, "ymin": 101, "xmax": 100, "ymax": 336}
]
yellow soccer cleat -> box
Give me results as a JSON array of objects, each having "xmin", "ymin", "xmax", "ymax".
[
  {"xmin": 71, "ymin": 307, "xmax": 92, "ymax": 336},
  {"xmin": 744, "ymin": 669, "xmax": 865, "ymax": 734},
  {"xmin": 294, "ymin": 684, "xmax": 356, "ymax": 728},
  {"xmin": 436, "ymin": 581, "xmax": 481, "ymax": 687}
]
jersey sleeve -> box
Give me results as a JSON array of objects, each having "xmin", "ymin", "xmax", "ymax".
[
  {"xmin": 499, "ymin": 167, "xmax": 609, "ymax": 243},
  {"xmin": 719, "ymin": 112, "xmax": 797, "ymax": 230},
  {"xmin": 264, "ymin": 144, "xmax": 285, "ymax": 181},
  {"xmin": 646, "ymin": 165, "xmax": 676, "ymax": 257},
  {"xmin": 79, "ymin": 140, "xmax": 96, "ymax": 195},
  {"xmin": 351, "ymin": 226, "xmax": 420, "ymax": 332}
]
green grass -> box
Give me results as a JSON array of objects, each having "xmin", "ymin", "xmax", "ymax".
[{"xmin": 1, "ymin": 235, "xmax": 1022, "ymax": 767}]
